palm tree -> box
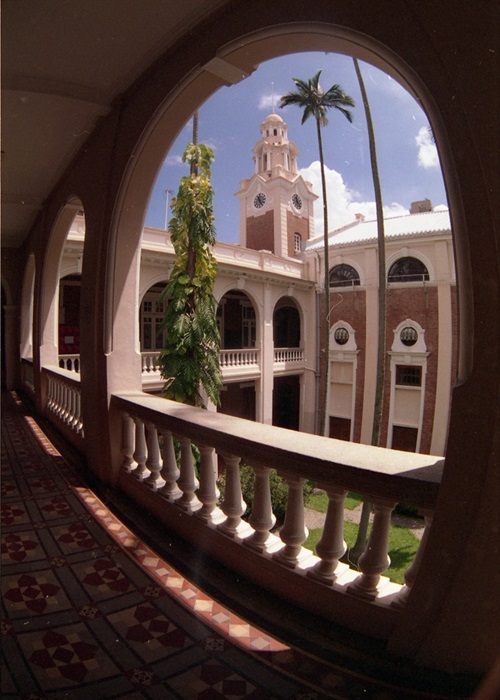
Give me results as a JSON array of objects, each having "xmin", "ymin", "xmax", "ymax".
[
  {"xmin": 348, "ymin": 57, "xmax": 386, "ymax": 564},
  {"xmin": 280, "ymin": 71, "xmax": 354, "ymax": 436}
]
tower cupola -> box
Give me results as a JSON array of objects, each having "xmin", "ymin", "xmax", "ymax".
[{"xmin": 253, "ymin": 113, "xmax": 298, "ymax": 178}]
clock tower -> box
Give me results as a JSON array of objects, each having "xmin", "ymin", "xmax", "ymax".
[{"xmin": 236, "ymin": 113, "xmax": 317, "ymax": 257}]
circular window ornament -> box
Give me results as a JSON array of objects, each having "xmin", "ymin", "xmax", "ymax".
[
  {"xmin": 400, "ymin": 326, "xmax": 418, "ymax": 346},
  {"xmin": 334, "ymin": 327, "xmax": 349, "ymax": 345}
]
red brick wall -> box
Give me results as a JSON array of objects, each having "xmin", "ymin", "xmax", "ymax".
[
  {"xmin": 246, "ymin": 211, "xmax": 274, "ymax": 253},
  {"xmin": 286, "ymin": 211, "xmax": 309, "ymax": 256}
]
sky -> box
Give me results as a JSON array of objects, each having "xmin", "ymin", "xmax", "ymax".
[{"xmin": 145, "ymin": 52, "xmax": 448, "ymax": 245}]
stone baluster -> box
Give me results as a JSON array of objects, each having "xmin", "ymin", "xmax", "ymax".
[
  {"xmin": 394, "ymin": 509, "xmax": 434, "ymax": 607},
  {"xmin": 176, "ymin": 435, "xmax": 200, "ymax": 511},
  {"xmin": 245, "ymin": 465, "xmax": 276, "ymax": 552},
  {"xmin": 308, "ymin": 485, "xmax": 347, "ymax": 583},
  {"xmin": 75, "ymin": 390, "xmax": 84, "ymax": 435},
  {"xmin": 158, "ymin": 428, "xmax": 181, "ymax": 500},
  {"xmin": 195, "ymin": 444, "xmax": 221, "ymax": 523},
  {"xmin": 144, "ymin": 422, "xmax": 164, "ymax": 491},
  {"xmin": 349, "ymin": 498, "xmax": 395, "ymax": 598},
  {"xmin": 132, "ymin": 418, "xmax": 149, "ymax": 481},
  {"xmin": 218, "ymin": 453, "xmax": 246, "ymax": 536},
  {"xmin": 274, "ymin": 475, "xmax": 309, "ymax": 568},
  {"xmin": 68, "ymin": 387, "xmax": 77, "ymax": 430},
  {"xmin": 121, "ymin": 413, "xmax": 136, "ymax": 473}
]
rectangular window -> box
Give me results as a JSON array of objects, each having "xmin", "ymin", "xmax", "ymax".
[
  {"xmin": 396, "ymin": 365, "xmax": 422, "ymax": 387},
  {"xmin": 329, "ymin": 416, "xmax": 351, "ymax": 441},
  {"xmin": 391, "ymin": 425, "xmax": 418, "ymax": 452}
]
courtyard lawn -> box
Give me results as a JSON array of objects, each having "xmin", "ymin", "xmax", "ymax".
[
  {"xmin": 304, "ymin": 520, "xmax": 420, "ymax": 585},
  {"xmin": 307, "ymin": 490, "xmax": 363, "ymax": 512}
]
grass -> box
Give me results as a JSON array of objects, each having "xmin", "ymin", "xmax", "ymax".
[
  {"xmin": 304, "ymin": 521, "xmax": 420, "ymax": 584},
  {"xmin": 307, "ymin": 490, "xmax": 363, "ymax": 512}
]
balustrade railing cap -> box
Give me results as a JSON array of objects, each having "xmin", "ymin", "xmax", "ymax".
[{"xmin": 112, "ymin": 391, "xmax": 443, "ymax": 509}]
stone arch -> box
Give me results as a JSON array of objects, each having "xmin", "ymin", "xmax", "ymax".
[
  {"xmin": 107, "ymin": 22, "xmax": 471, "ymax": 397},
  {"xmin": 39, "ymin": 198, "xmax": 84, "ymax": 369},
  {"xmin": 273, "ymin": 295, "xmax": 301, "ymax": 348},
  {"xmin": 217, "ymin": 289, "xmax": 258, "ymax": 350}
]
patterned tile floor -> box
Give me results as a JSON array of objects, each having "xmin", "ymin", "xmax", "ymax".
[{"xmin": 1, "ymin": 391, "xmax": 478, "ymax": 699}]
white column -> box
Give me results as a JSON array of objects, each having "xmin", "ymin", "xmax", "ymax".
[
  {"xmin": 360, "ymin": 247, "xmax": 379, "ymax": 444},
  {"xmin": 431, "ymin": 240, "xmax": 453, "ymax": 456},
  {"xmin": 260, "ymin": 282, "xmax": 274, "ymax": 425}
]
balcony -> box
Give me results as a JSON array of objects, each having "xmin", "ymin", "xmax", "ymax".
[
  {"xmin": 60, "ymin": 348, "xmax": 306, "ymax": 388},
  {"xmin": 39, "ymin": 362, "xmax": 443, "ymax": 641}
]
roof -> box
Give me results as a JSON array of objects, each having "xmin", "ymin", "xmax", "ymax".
[{"xmin": 305, "ymin": 209, "xmax": 451, "ymax": 251}]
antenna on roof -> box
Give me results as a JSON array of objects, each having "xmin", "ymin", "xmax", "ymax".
[{"xmin": 271, "ymin": 82, "xmax": 275, "ymax": 113}]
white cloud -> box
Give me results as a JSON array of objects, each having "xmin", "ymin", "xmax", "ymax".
[
  {"xmin": 164, "ymin": 154, "xmax": 184, "ymax": 167},
  {"xmin": 299, "ymin": 161, "xmax": 408, "ymax": 235},
  {"xmin": 416, "ymin": 126, "xmax": 439, "ymax": 169},
  {"xmin": 258, "ymin": 93, "xmax": 276, "ymax": 111}
]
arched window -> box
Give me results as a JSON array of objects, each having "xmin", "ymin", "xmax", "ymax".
[
  {"xmin": 329, "ymin": 264, "xmax": 360, "ymax": 288},
  {"xmin": 388, "ymin": 257, "xmax": 429, "ymax": 283}
]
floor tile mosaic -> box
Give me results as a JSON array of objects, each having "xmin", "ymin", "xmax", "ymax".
[{"xmin": 1, "ymin": 391, "xmax": 475, "ymax": 698}]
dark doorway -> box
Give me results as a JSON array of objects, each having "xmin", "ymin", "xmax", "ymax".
[
  {"xmin": 220, "ymin": 382, "xmax": 256, "ymax": 421},
  {"xmin": 273, "ymin": 375, "xmax": 300, "ymax": 430}
]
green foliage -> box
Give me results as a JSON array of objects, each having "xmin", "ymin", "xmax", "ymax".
[
  {"xmin": 218, "ymin": 464, "xmax": 313, "ymax": 527},
  {"xmin": 279, "ymin": 71, "xmax": 355, "ymax": 127},
  {"xmin": 158, "ymin": 142, "xmax": 222, "ymax": 407}
]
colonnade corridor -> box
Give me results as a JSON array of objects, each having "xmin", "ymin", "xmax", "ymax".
[{"xmin": 1, "ymin": 390, "xmax": 480, "ymax": 699}]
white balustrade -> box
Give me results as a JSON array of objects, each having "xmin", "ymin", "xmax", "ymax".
[
  {"xmin": 394, "ymin": 510, "xmax": 434, "ymax": 607},
  {"xmin": 176, "ymin": 435, "xmax": 201, "ymax": 512},
  {"xmin": 308, "ymin": 485, "xmax": 348, "ymax": 583},
  {"xmin": 274, "ymin": 347, "xmax": 304, "ymax": 364},
  {"xmin": 111, "ymin": 391, "xmax": 442, "ymax": 629},
  {"xmin": 158, "ymin": 428, "xmax": 181, "ymax": 500},
  {"xmin": 218, "ymin": 453, "xmax": 247, "ymax": 536},
  {"xmin": 219, "ymin": 348, "xmax": 259, "ymax": 368},
  {"xmin": 273, "ymin": 475, "xmax": 310, "ymax": 568},
  {"xmin": 348, "ymin": 498, "xmax": 396, "ymax": 598},
  {"xmin": 121, "ymin": 413, "xmax": 136, "ymax": 473},
  {"xmin": 195, "ymin": 444, "xmax": 222, "ymax": 523},
  {"xmin": 141, "ymin": 352, "xmax": 160, "ymax": 374},
  {"xmin": 58, "ymin": 354, "xmax": 80, "ymax": 373},
  {"xmin": 245, "ymin": 465, "xmax": 277, "ymax": 552},
  {"xmin": 144, "ymin": 421, "xmax": 164, "ymax": 491},
  {"xmin": 44, "ymin": 366, "xmax": 84, "ymax": 442}
]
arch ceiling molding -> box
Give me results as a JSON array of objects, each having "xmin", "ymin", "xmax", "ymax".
[{"xmin": 0, "ymin": 0, "xmax": 228, "ymax": 248}]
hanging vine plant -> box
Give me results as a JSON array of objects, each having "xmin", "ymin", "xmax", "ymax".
[{"xmin": 158, "ymin": 142, "xmax": 222, "ymax": 408}]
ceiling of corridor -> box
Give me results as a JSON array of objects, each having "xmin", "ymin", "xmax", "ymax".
[{"xmin": 1, "ymin": 0, "xmax": 228, "ymax": 248}]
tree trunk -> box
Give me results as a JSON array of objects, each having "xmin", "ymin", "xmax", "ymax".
[
  {"xmin": 317, "ymin": 118, "xmax": 330, "ymax": 437},
  {"xmin": 350, "ymin": 58, "xmax": 386, "ymax": 563}
]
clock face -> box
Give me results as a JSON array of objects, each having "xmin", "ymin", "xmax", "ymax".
[
  {"xmin": 253, "ymin": 192, "xmax": 266, "ymax": 209},
  {"xmin": 292, "ymin": 193, "xmax": 303, "ymax": 210}
]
